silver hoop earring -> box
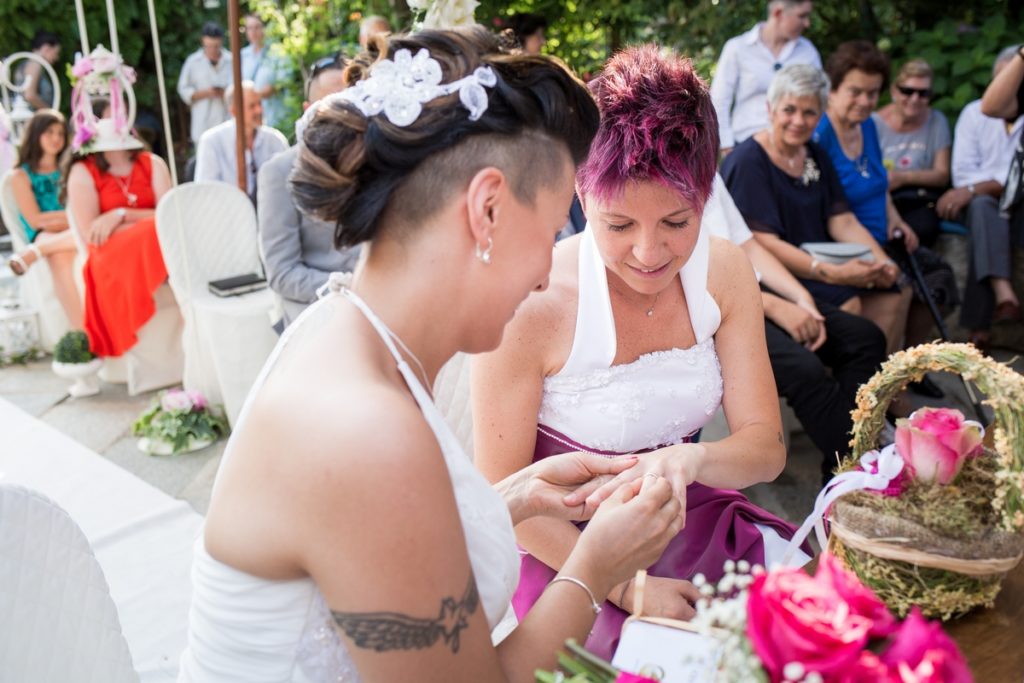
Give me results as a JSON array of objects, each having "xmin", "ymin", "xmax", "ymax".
[{"xmin": 475, "ymin": 237, "xmax": 493, "ymax": 265}]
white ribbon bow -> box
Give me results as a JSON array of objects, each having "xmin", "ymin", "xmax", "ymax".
[{"xmin": 780, "ymin": 444, "xmax": 905, "ymax": 567}]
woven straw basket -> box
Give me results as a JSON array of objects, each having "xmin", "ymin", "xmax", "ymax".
[{"xmin": 828, "ymin": 342, "xmax": 1024, "ymax": 619}]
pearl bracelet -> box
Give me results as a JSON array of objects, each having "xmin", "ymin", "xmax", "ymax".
[{"xmin": 550, "ymin": 575, "xmax": 602, "ymax": 615}]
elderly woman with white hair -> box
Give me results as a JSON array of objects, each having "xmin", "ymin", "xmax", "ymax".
[{"xmin": 721, "ymin": 63, "xmax": 909, "ymax": 355}]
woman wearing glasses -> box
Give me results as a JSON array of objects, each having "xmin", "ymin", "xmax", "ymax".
[{"xmin": 873, "ymin": 59, "xmax": 951, "ymax": 248}]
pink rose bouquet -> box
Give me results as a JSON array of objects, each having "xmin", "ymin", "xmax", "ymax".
[
  {"xmin": 895, "ymin": 408, "xmax": 983, "ymax": 485},
  {"xmin": 692, "ymin": 554, "xmax": 972, "ymax": 683}
]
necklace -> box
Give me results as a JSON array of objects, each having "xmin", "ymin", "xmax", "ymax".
[
  {"xmin": 645, "ymin": 291, "xmax": 661, "ymax": 317},
  {"xmin": 854, "ymin": 154, "xmax": 870, "ymax": 178},
  {"xmin": 112, "ymin": 165, "xmax": 138, "ymax": 207},
  {"xmin": 768, "ymin": 131, "xmax": 804, "ymax": 174}
]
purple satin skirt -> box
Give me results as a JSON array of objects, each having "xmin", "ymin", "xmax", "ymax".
[{"xmin": 511, "ymin": 426, "xmax": 803, "ymax": 660}]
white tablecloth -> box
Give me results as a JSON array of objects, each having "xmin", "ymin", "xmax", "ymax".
[{"xmin": 0, "ymin": 397, "xmax": 202, "ymax": 682}]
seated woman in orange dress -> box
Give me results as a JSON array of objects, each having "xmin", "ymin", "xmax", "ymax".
[{"xmin": 65, "ymin": 97, "xmax": 172, "ymax": 357}]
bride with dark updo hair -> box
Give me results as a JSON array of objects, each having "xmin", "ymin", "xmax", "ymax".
[{"xmin": 179, "ymin": 27, "xmax": 682, "ymax": 682}]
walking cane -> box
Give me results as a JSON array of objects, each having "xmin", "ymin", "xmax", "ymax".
[{"xmin": 891, "ymin": 230, "xmax": 988, "ymax": 426}]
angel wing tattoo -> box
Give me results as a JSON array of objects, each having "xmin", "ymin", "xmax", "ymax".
[{"xmin": 332, "ymin": 574, "xmax": 480, "ymax": 654}]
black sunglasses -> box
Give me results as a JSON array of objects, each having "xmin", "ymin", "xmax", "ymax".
[
  {"xmin": 896, "ymin": 85, "xmax": 932, "ymax": 99},
  {"xmin": 310, "ymin": 52, "xmax": 345, "ymax": 78}
]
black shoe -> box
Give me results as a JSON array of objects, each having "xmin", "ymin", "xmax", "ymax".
[{"xmin": 908, "ymin": 375, "xmax": 944, "ymax": 399}]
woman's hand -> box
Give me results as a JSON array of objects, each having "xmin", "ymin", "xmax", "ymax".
[
  {"xmin": 889, "ymin": 220, "xmax": 919, "ymax": 252},
  {"xmin": 567, "ymin": 443, "xmax": 703, "ymax": 525},
  {"xmin": 769, "ymin": 298, "xmax": 826, "ymax": 351},
  {"xmin": 496, "ymin": 453, "xmax": 640, "ymax": 524},
  {"xmin": 824, "ymin": 258, "xmax": 887, "ymax": 288},
  {"xmin": 573, "ymin": 475, "xmax": 683, "ymax": 589},
  {"xmin": 88, "ymin": 210, "xmax": 123, "ymax": 245},
  {"xmin": 613, "ymin": 575, "xmax": 701, "ymax": 619}
]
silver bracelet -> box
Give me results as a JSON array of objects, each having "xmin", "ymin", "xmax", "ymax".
[{"xmin": 550, "ymin": 575, "xmax": 602, "ymax": 615}]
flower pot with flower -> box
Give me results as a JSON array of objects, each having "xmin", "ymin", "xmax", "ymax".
[
  {"xmin": 815, "ymin": 342, "xmax": 1024, "ymax": 620},
  {"xmin": 51, "ymin": 330, "xmax": 103, "ymax": 398},
  {"xmin": 132, "ymin": 388, "xmax": 229, "ymax": 455}
]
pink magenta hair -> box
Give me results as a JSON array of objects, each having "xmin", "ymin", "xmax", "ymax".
[{"xmin": 577, "ymin": 44, "xmax": 719, "ymax": 211}]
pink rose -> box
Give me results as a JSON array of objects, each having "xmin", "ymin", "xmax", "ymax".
[
  {"xmin": 72, "ymin": 126, "xmax": 94, "ymax": 149},
  {"xmin": 747, "ymin": 567, "xmax": 873, "ymax": 681},
  {"xmin": 71, "ymin": 56, "xmax": 93, "ymax": 78},
  {"xmin": 895, "ymin": 408, "xmax": 983, "ymax": 485},
  {"xmin": 814, "ymin": 553, "xmax": 897, "ymax": 638},
  {"xmin": 161, "ymin": 390, "xmax": 194, "ymax": 413},
  {"xmin": 837, "ymin": 651, "xmax": 901, "ymax": 683},
  {"xmin": 881, "ymin": 608, "xmax": 974, "ymax": 683},
  {"xmin": 185, "ymin": 390, "xmax": 208, "ymax": 411}
]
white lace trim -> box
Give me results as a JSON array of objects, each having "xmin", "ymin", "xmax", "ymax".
[{"xmin": 539, "ymin": 339, "xmax": 724, "ymax": 453}]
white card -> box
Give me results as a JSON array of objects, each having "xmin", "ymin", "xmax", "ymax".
[{"xmin": 611, "ymin": 619, "xmax": 722, "ymax": 682}]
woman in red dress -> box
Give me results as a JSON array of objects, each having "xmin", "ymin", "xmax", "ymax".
[{"xmin": 65, "ymin": 98, "xmax": 172, "ymax": 357}]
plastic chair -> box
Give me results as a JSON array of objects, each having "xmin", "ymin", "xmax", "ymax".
[
  {"xmin": 156, "ymin": 182, "xmax": 278, "ymax": 425},
  {"xmin": 433, "ymin": 351, "xmax": 476, "ymax": 460},
  {"xmin": 0, "ymin": 484, "xmax": 138, "ymax": 683},
  {"xmin": 0, "ymin": 169, "xmax": 75, "ymax": 351}
]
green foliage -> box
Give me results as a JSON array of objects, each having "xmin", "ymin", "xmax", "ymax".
[
  {"xmin": 53, "ymin": 330, "xmax": 95, "ymax": 364},
  {"xmin": 890, "ymin": 16, "xmax": 1020, "ymax": 126},
  {"xmin": 132, "ymin": 391, "xmax": 229, "ymax": 455}
]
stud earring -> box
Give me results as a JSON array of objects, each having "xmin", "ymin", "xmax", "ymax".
[{"xmin": 475, "ymin": 237, "xmax": 493, "ymax": 265}]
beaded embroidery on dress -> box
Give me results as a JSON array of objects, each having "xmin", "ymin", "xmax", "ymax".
[{"xmin": 178, "ymin": 275, "xmax": 519, "ymax": 683}]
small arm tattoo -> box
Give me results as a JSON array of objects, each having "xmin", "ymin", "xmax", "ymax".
[{"xmin": 332, "ymin": 574, "xmax": 480, "ymax": 654}]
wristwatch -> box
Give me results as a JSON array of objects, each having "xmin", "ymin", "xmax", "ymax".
[{"xmin": 967, "ymin": 184, "xmax": 976, "ymax": 196}]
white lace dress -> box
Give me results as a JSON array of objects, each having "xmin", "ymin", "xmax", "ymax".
[{"xmin": 178, "ymin": 280, "xmax": 520, "ymax": 682}]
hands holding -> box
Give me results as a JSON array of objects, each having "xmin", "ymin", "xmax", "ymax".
[
  {"xmin": 88, "ymin": 209, "xmax": 124, "ymax": 246},
  {"xmin": 771, "ymin": 297, "xmax": 827, "ymax": 351}
]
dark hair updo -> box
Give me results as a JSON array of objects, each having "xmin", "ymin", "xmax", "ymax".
[{"xmin": 290, "ymin": 27, "xmax": 599, "ymax": 249}]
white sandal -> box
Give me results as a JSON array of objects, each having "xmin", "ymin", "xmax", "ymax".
[{"xmin": 8, "ymin": 243, "xmax": 41, "ymax": 277}]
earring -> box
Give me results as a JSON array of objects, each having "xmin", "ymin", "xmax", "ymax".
[{"xmin": 475, "ymin": 237, "xmax": 493, "ymax": 265}]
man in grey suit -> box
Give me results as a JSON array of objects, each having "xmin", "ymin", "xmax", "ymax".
[{"xmin": 258, "ymin": 53, "xmax": 359, "ymax": 330}]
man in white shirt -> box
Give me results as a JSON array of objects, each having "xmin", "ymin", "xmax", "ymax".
[
  {"xmin": 705, "ymin": 174, "xmax": 885, "ymax": 484},
  {"xmin": 241, "ymin": 13, "xmax": 287, "ymax": 129},
  {"xmin": 194, "ymin": 81, "xmax": 288, "ymax": 203},
  {"xmin": 710, "ymin": 0, "xmax": 820, "ymax": 154},
  {"xmin": 176, "ymin": 23, "xmax": 233, "ymax": 144},
  {"xmin": 936, "ymin": 46, "xmax": 1024, "ymax": 348}
]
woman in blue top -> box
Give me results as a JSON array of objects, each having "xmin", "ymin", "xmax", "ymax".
[{"xmin": 8, "ymin": 110, "xmax": 83, "ymax": 328}]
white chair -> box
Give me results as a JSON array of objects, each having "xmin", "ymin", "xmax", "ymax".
[
  {"xmin": 434, "ymin": 352, "xmax": 475, "ymax": 460},
  {"xmin": 156, "ymin": 182, "xmax": 278, "ymax": 425},
  {"xmin": 0, "ymin": 169, "xmax": 75, "ymax": 351},
  {"xmin": 65, "ymin": 204, "xmax": 184, "ymax": 396},
  {"xmin": 0, "ymin": 484, "xmax": 138, "ymax": 683}
]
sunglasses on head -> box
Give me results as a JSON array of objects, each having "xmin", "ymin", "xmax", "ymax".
[
  {"xmin": 896, "ymin": 85, "xmax": 932, "ymax": 99},
  {"xmin": 310, "ymin": 52, "xmax": 345, "ymax": 78}
]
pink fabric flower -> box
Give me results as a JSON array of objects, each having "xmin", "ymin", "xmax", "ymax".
[
  {"xmin": 72, "ymin": 125, "xmax": 94, "ymax": 150},
  {"xmin": 747, "ymin": 566, "xmax": 874, "ymax": 681},
  {"xmin": 814, "ymin": 553, "xmax": 897, "ymax": 638},
  {"xmin": 895, "ymin": 408, "xmax": 983, "ymax": 485},
  {"xmin": 185, "ymin": 390, "xmax": 208, "ymax": 411},
  {"xmin": 161, "ymin": 390, "xmax": 194, "ymax": 413},
  {"xmin": 882, "ymin": 608, "xmax": 974, "ymax": 683},
  {"xmin": 860, "ymin": 450, "xmax": 909, "ymax": 497},
  {"xmin": 71, "ymin": 56, "xmax": 93, "ymax": 78}
]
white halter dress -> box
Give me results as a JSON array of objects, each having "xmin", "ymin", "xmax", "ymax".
[
  {"xmin": 514, "ymin": 226, "xmax": 808, "ymax": 660},
  {"xmin": 178, "ymin": 278, "xmax": 519, "ymax": 683}
]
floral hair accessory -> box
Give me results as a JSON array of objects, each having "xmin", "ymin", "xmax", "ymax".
[{"xmin": 336, "ymin": 48, "xmax": 496, "ymax": 127}]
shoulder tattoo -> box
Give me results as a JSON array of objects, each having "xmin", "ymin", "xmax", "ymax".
[{"xmin": 332, "ymin": 574, "xmax": 480, "ymax": 654}]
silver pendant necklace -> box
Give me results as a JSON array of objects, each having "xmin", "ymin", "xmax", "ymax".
[
  {"xmin": 112, "ymin": 165, "xmax": 138, "ymax": 206},
  {"xmin": 854, "ymin": 154, "xmax": 870, "ymax": 178},
  {"xmin": 646, "ymin": 291, "xmax": 660, "ymax": 317}
]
